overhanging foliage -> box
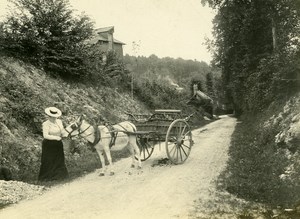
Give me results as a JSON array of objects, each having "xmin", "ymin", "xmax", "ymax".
[{"xmin": 203, "ymin": 0, "xmax": 300, "ymax": 114}]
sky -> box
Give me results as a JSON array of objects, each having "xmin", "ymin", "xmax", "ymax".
[{"xmin": 0, "ymin": 0, "xmax": 215, "ymax": 63}]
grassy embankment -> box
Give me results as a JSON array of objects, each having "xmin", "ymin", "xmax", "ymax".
[
  {"xmin": 0, "ymin": 56, "xmax": 149, "ymax": 184},
  {"xmin": 0, "ymin": 56, "xmax": 209, "ymax": 186},
  {"xmin": 220, "ymin": 94, "xmax": 300, "ymax": 217}
]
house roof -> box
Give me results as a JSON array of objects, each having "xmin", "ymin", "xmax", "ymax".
[
  {"xmin": 195, "ymin": 90, "xmax": 213, "ymax": 101},
  {"xmin": 88, "ymin": 34, "xmax": 125, "ymax": 45},
  {"xmin": 87, "ymin": 26, "xmax": 125, "ymax": 45},
  {"xmin": 112, "ymin": 38, "xmax": 125, "ymax": 45},
  {"xmin": 95, "ymin": 26, "xmax": 114, "ymax": 33}
]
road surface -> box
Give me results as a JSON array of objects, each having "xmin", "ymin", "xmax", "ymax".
[{"xmin": 0, "ymin": 115, "xmax": 238, "ymax": 219}]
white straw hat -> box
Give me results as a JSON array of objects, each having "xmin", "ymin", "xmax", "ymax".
[{"xmin": 45, "ymin": 107, "xmax": 62, "ymax": 118}]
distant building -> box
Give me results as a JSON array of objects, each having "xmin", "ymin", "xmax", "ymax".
[
  {"xmin": 187, "ymin": 84, "xmax": 214, "ymax": 118},
  {"xmin": 88, "ymin": 26, "xmax": 125, "ymax": 61}
]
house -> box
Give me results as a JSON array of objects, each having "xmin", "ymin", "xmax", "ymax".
[
  {"xmin": 88, "ymin": 26, "xmax": 125, "ymax": 60},
  {"xmin": 187, "ymin": 84, "xmax": 214, "ymax": 118}
]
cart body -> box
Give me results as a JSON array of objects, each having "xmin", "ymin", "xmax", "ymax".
[{"xmin": 126, "ymin": 109, "xmax": 194, "ymax": 164}]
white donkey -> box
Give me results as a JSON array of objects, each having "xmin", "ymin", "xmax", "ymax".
[{"xmin": 66, "ymin": 115, "xmax": 142, "ymax": 176}]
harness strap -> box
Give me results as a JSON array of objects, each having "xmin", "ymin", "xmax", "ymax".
[
  {"xmin": 109, "ymin": 122, "xmax": 136, "ymax": 148},
  {"xmin": 93, "ymin": 126, "xmax": 102, "ymax": 146},
  {"xmin": 88, "ymin": 126, "xmax": 101, "ymax": 152},
  {"xmin": 86, "ymin": 122, "xmax": 135, "ymax": 150},
  {"xmin": 126, "ymin": 122, "xmax": 137, "ymax": 133},
  {"xmin": 117, "ymin": 122, "xmax": 137, "ymax": 134},
  {"xmin": 105, "ymin": 124, "xmax": 118, "ymax": 148}
]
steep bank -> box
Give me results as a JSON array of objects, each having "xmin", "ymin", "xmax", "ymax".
[
  {"xmin": 0, "ymin": 56, "xmax": 149, "ymax": 183},
  {"xmin": 221, "ymin": 91, "xmax": 300, "ymax": 214}
]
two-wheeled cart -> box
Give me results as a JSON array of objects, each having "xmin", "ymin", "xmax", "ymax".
[{"xmin": 125, "ymin": 109, "xmax": 194, "ymax": 164}]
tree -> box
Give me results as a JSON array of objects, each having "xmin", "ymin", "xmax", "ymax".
[
  {"xmin": 0, "ymin": 0, "xmax": 94, "ymax": 78},
  {"xmin": 205, "ymin": 72, "xmax": 214, "ymax": 98},
  {"xmin": 202, "ymin": 0, "xmax": 300, "ymax": 114}
]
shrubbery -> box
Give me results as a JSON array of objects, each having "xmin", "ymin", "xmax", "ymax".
[
  {"xmin": 222, "ymin": 108, "xmax": 300, "ymax": 206},
  {"xmin": 245, "ymin": 52, "xmax": 300, "ymax": 112},
  {"xmin": 124, "ymin": 54, "xmax": 220, "ymax": 115},
  {"xmin": 202, "ymin": 0, "xmax": 300, "ymax": 208},
  {"xmin": 0, "ymin": 0, "xmax": 94, "ymax": 79},
  {"xmin": 203, "ymin": 0, "xmax": 300, "ymax": 115},
  {"xmin": 133, "ymin": 79, "xmax": 186, "ymax": 109},
  {"xmin": 0, "ymin": 70, "xmax": 45, "ymax": 134}
]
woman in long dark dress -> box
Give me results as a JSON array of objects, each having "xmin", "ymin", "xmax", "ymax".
[{"xmin": 38, "ymin": 107, "xmax": 69, "ymax": 181}]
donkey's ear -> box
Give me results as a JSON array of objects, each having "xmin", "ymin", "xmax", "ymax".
[
  {"xmin": 79, "ymin": 114, "xmax": 84, "ymax": 121},
  {"xmin": 75, "ymin": 114, "xmax": 83, "ymax": 123}
]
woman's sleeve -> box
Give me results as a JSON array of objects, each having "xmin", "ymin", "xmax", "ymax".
[
  {"xmin": 58, "ymin": 120, "xmax": 69, "ymax": 138},
  {"xmin": 43, "ymin": 122, "xmax": 61, "ymax": 140}
]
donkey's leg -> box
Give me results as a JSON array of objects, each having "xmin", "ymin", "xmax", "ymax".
[
  {"xmin": 130, "ymin": 135, "xmax": 142, "ymax": 168},
  {"xmin": 96, "ymin": 149, "xmax": 106, "ymax": 176},
  {"xmin": 127, "ymin": 141, "xmax": 135, "ymax": 168},
  {"xmin": 103, "ymin": 146, "xmax": 114, "ymax": 175}
]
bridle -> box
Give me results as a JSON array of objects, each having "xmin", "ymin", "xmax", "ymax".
[
  {"xmin": 66, "ymin": 117, "xmax": 133, "ymax": 150},
  {"xmin": 66, "ymin": 119, "xmax": 93, "ymax": 139}
]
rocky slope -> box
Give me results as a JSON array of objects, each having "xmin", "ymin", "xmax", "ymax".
[
  {"xmin": 0, "ymin": 180, "xmax": 45, "ymax": 209},
  {"xmin": 269, "ymin": 93, "xmax": 300, "ymax": 188}
]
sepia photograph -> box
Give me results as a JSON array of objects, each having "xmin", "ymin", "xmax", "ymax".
[{"xmin": 0, "ymin": 0, "xmax": 300, "ymax": 218}]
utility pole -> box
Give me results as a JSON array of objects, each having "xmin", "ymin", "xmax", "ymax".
[
  {"xmin": 131, "ymin": 41, "xmax": 140, "ymax": 99},
  {"xmin": 131, "ymin": 69, "xmax": 134, "ymax": 99}
]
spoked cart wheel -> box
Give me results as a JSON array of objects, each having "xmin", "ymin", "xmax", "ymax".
[
  {"xmin": 135, "ymin": 135, "xmax": 155, "ymax": 161},
  {"xmin": 165, "ymin": 119, "xmax": 193, "ymax": 164}
]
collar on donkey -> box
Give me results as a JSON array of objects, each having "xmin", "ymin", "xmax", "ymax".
[
  {"xmin": 88, "ymin": 124, "xmax": 118, "ymax": 151},
  {"xmin": 88, "ymin": 125, "xmax": 101, "ymax": 151},
  {"xmin": 105, "ymin": 124, "xmax": 118, "ymax": 148}
]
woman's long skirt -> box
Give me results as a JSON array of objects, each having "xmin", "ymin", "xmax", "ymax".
[{"xmin": 38, "ymin": 139, "xmax": 69, "ymax": 181}]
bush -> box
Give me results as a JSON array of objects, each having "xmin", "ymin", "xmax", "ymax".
[
  {"xmin": 0, "ymin": 0, "xmax": 94, "ymax": 79},
  {"xmin": 133, "ymin": 78, "xmax": 189, "ymax": 110},
  {"xmin": 0, "ymin": 73, "xmax": 45, "ymax": 134},
  {"xmin": 245, "ymin": 52, "xmax": 300, "ymax": 112},
  {"xmin": 1, "ymin": 141, "xmax": 41, "ymax": 182},
  {"xmin": 86, "ymin": 51, "xmax": 131, "ymax": 88}
]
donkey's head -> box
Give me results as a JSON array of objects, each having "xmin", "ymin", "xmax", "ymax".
[{"xmin": 65, "ymin": 115, "xmax": 85, "ymax": 137}]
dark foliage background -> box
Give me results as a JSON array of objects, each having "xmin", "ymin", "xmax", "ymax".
[
  {"xmin": 124, "ymin": 54, "xmax": 222, "ymax": 112},
  {"xmin": 203, "ymin": 0, "xmax": 300, "ymax": 115},
  {"xmin": 203, "ymin": 0, "xmax": 300, "ymax": 207}
]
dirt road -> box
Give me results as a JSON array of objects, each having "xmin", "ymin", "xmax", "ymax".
[{"xmin": 0, "ymin": 115, "xmax": 239, "ymax": 219}]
